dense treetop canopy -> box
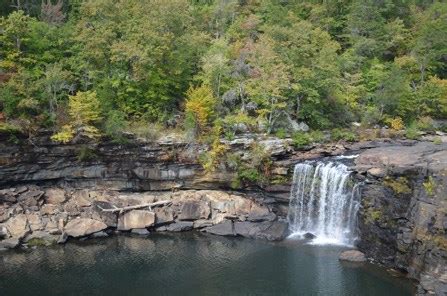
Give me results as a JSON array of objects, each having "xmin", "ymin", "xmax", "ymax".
[{"xmin": 0, "ymin": 0, "xmax": 446, "ymax": 141}]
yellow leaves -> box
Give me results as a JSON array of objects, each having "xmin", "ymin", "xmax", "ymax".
[
  {"xmin": 68, "ymin": 91, "xmax": 102, "ymax": 126},
  {"xmin": 387, "ymin": 117, "xmax": 405, "ymax": 131},
  {"xmin": 51, "ymin": 125, "xmax": 74, "ymax": 143},
  {"xmin": 185, "ymin": 85, "xmax": 217, "ymax": 131},
  {"xmin": 52, "ymin": 91, "xmax": 102, "ymax": 143}
]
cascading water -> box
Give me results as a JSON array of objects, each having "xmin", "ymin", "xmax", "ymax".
[{"xmin": 287, "ymin": 161, "xmax": 360, "ymax": 246}]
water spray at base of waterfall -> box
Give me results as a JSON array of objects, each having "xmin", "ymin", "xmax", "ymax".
[{"xmin": 287, "ymin": 162, "xmax": 360, "ymax": 246}]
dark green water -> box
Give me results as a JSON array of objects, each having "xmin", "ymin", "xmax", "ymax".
[{"xmin": 0, "ymin": 232, "xmax": 414, "ymax": 296}]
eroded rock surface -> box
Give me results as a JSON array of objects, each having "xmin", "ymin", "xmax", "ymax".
[{"xmin": 356, "ymin": 142, "xmax": 447, "ymax": 295}]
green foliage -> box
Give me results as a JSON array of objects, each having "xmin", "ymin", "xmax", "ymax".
[
  {"xmin": 423, "ymin": 176, "xmax": 436, "ymax": 197},
  {"xmin": 405, "ymin": 123, "xmax": 421, "ymax": 140},
  {"xmin": 1, "ymin": 1, "xmax": 447, "ymax": 139},
  {"xmin": 384, "ymin": 176, "xmax": 411, "ymax": 195},
  {"xmin": 77, "ymin": 146, "xmax": 97, "ymax": 162},
  {"xmin": 185, "ymin": 85, "xmax": 217, "ymax": 136},
  {"xmin": 52, "ymin": 91, "xmax": 102, "ymax": 142},
  {"xmin": 292, "ymin": 130, "xmax": 328, "ymax": 149},
  {"xmin": 0, "ymin": 122, "xmax": 22, "ymax": 136},
  {"xmin": 331, "ymin": 129, "xmax": 357, "ymax": 142},
  {"xmin": 292, "ymin": 132, "xmax": 312, "ymax": 149}
]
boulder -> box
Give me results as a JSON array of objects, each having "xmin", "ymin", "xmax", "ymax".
[
  {"xmin": 0, "ymin": 189, "xmax": 17, "ymax": 203},
  {"xmin": 367, "ymin": 167, "xmax": 386, "ymax": 178},
  {"xmin": 23, "ymin": 231, "xmax": 57, "ymax": 246},
  {"xmin": 45, "ymin": 188, "xmax": 66, "ymax": 204},
  {"xmin": 234, "ymin": 221, "xmax": 288, "ymax": 241},
  {"xmin": 178, "ymin": 201, "xmax": 210, "ymax": 221},
  {"xmin": 290, "ymin": 120, "xmax": 309, "ymax": 132},
  {"xmin": 131, "ymin": 228, "xmax": 150, "ymax": 235},
  {"xmin": 17, "ymin": 189, "xmax": 44, "ymax": 207},
  {"xmin": 339, "ymin": 250, "xmax": 367, "ymax": 262},
  {"xmin": 247, "ymin": 204, "xmax": 276, "ymax": 222},
  {"xmin": 117, "ymin": 210, "xmax": 155, "ymax": 231},
  {"xmin": 64, "ymin": 218, "xmax": 107, "ymax": 238},
  {"xmin": 27, "ymin": 213, "xmax": 43, "ymax": 231},
  {"xmin": 164, "ymin": 221, "xmax": 193, "ymax": 232},
  {"xmin": 72, "ymin": 190, "xmax": 92, "ymax": 207},
  {"xmin": 93, "ymin": 201, "xmax": 118, "ymax": 227},
  {"xmin": 44, "ymin": 219, "xmax": 61, "ymax": 235},
  {"xmin": 90, "ymin": 231, "xmax": 109, "ymax": 238},
  {"xmin": 193, "ymin": 219, "xmax": 213, "ymax": 229},
  {"xmin": 258, "ymin": 221, "xmax": 289, "ymax": 241},
  {"xmin": 5, "ymin": 214, "xmax": 29, "ymax": 239},
  {"xmin": 0, "ymin": 238, "xmax": 20, "ymax": 249},
  {"xmin": 0, "ymin": 225, "xmax": 9, "ymax": 238},
  {"xmin": 40, "ymin": 204, "xmax": 60, "ymax": 216},
  {"xmin": 203, "ymin": 220, "xmax": 234, "ymax": 236},
  {"xmin": 154, "ymin": 207, "xmax": 175, "ymax": 225},
  {"xmin": 304, "ymin": 232, "xmax": 316, "ymax": 239},
  {"xmin": 258, "ymin": 139, "xmax": 291, "ymax": 156},
  {"xmin": 57, "ymin": 232, "xmax": 68, "ymax": 244}
]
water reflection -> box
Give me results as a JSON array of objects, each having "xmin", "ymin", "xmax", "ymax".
[{"xmin": 0, "ymin": 233, "xmax": 414, "ymax": 296}]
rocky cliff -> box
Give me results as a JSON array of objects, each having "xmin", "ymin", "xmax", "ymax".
[
  {"xmin": 355, "ymin": 142, "xmax": 447, "ymax": 295},
  {"xmin": 1, "ymin": 132, "xmax": 446, "ymax": 295}
]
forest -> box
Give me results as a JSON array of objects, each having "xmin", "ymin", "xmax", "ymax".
[{"xmin": 0, "ymin": 0, "xmax": 446, "ymax": 144}]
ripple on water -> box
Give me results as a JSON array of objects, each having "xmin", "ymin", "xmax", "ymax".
[{"xmin": 0, "ymin": 233, "xmax": 414, "ymax": 296}]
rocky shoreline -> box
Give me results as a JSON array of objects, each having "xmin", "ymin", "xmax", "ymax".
[
  {"xmin": 1, "ymin": 132, "xmax": 446, "ymax": 295},
  {"xmin": 0, "ymin": 187, "xmax": 288, "ymax": 250}
]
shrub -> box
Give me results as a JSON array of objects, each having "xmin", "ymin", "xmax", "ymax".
[
  {"xmin": 127, "ymin": 121, "xmax": 162, "ymax": 142},
  {"xmin": 416, "ymin": 116, "xmax": 435, "ymax": 131},
  {"xmin": 185, "ymin": 85, "xmax": 217, "ymax": 136},
  {"xmin": 331, "ymin": 128, "xmax": 357, "ymax": 142},
  {"xmin": 388, "ymin": 117, "xmax": 405, "ymax": 130},
  {"xmin": 292, "ymin": 132, "xmax": 312, "ymax": 148},
  {"xmin": 275, "ymin": 128, "xmax": 287, "ymax": 139},
  {"xmin": 423, "ymin": 176, "xmax": 436, "ymax": 196},
  {"xmin": 405, "ymin": 123, "xmax": 420, "ymax": 140},
  {"xmin": 77, "ymin": 146, "xmax": 97, "ymax": 162},
  {"xmin": 52, "ymin": 91, "xmax": 102, "ymax": 143},
  {"xmin": 0, "ymin": 122, "xmax": 22, "ymax": 136},
  {"xmin": 384, "ymin": 176, "xmax": 411, "ymax": 194},
  {"xmin": 104, "ymin": 110, "xmax": 127, "ymax": 142}
]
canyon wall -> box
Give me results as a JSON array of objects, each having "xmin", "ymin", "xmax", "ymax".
[{"xmin": 1, "ymin": 132, "xmax": 446, "ymax": 294}]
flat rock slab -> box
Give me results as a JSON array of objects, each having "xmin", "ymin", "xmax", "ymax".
[
  {"xmin": 131, "ymin": 228, "xmax": 150, "ymax": 235},
  {"xmin": 178, "ymin": 201, "xmax": 210, "ymax": 221},
  {"xmin": 203, "ymin": 220, "xmax": 234, "ymax": 236},
  {"xmin": 117, "ymin": 210, "xmax": 155, "ymax": 231},
  {"xmin": 0, "ymin": 238, "xmax": 19, "ymax": 249},
  {"xmin": 164, "ymin": 221, "xmax": 193, "ymax": 232},
  {"xmin": 64, "ymin": 218, "xmax": 107, "ymax": 238},
  {"xmin": 45, "ymin": 188, "xmax": 66, "ymax": 204},
  {"xmin": 234, "ymin": 221, "xmax": 288, "ymax": 241},
  {"xmin": 339, "ymin": 250, "xmax": 367, "ymax": 262},
  {"xmin": 5, "ymin": 214, "xmax": 29, "ymax": 239}
]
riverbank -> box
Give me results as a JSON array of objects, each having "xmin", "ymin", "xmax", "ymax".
[
  {"xmin": 1, "ymin": 132, "xmax": 446, "ymax": 295},
  {"xmin": 0, "ymin": 232, "xmax": 415, "ymax": 296}
]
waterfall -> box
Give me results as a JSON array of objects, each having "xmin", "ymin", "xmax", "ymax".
[{"xmin": 287, "ymin": 162, "xmax": 360, "ymax": 245}]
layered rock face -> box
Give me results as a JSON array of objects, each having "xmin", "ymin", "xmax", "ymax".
[
  {"xmin": 0, "ymin": 187, "xmax": 288, "ymax": 250},
  {"xmin": 1, "ymin": 132, "xmax": 446, "ymax": 294},
  {"xmin": 355, "ymin": 142, "xmax": 447, "ymax": 295}
]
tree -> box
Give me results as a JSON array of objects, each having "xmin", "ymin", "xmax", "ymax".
[
  {"xmin": 185, "ymin": 85, "xmax": 217, "ymax": 136},
  {"xmin": 51, "ymin": 91, "xmax": 102, "ymax": 142},
  {"xmin": 246, "ymin": 36, "xmax": 291, "ymax": 133}
]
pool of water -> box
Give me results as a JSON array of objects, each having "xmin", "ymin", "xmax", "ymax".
[{"xmin": 0, "ymin": 232, "xmax": 414, "ymax": 295}]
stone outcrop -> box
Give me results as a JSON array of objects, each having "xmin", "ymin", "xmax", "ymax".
[
  {"xmin": 117, "ymin": 210, "xmax": 155, "ymax": 231},
  {"xmin": 1, "ymin": 131, "xmax": 446, "ymax": 293},
  {"xmin": 0, "ymin": 186, "xmax": 288, "ymax": 247},
  {"xmin": 339, "ymin": 250, "xmax": 367, "ymax": 262},
  {"xmin": 64, "ymin": 218, "xmax": 107, "ymax": 238},
  {"xmin": 355, "ymin": 142, "xmax": 447, "ymax": 295}
]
